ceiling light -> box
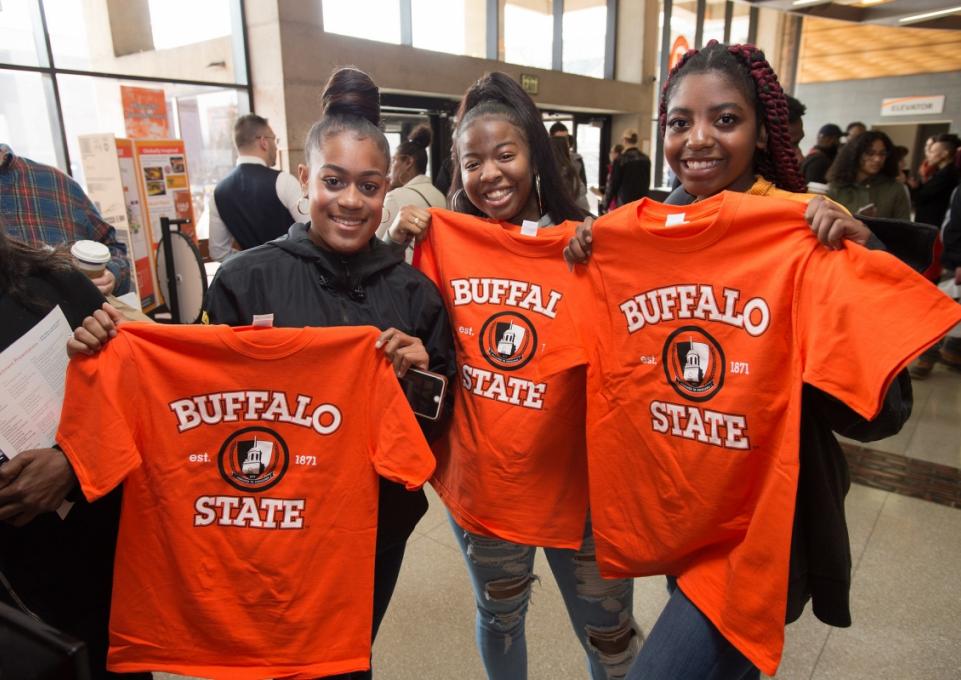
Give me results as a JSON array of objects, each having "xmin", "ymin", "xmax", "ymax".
[
  {"xmin": 792, "ymin": 0, "xmax": 829, "ymax": 6},
  {"xmin": 898, "ymin": 5, "xmax": 961, "ymax": 23}
]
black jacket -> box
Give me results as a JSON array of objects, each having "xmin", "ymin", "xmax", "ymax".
[
  {"xmin": 0, "ymin": 269, "xmax": 143, "ymax": 680},
  {"xmin": 604, "ymin": 147, "xmax": 651, "ymax": 208},
  {"xmin": 205, "ymin": 223, "xmax": 456, "ymax": 548},
  {"xmin": 665, "ymin": 186, "xmax": 913, "ymax": 627},
  {"xmin": 912, "ymin": 163, "xmax": 961, "ymax": 227},
  {"xmin": 942, "ymin": 186, "xmax": 961, "ymax": 271},
  {"xmin": 801, "ymin": 145, "xmax": 838, "ymax": 185}
]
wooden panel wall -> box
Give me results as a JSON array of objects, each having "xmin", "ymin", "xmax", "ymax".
[{"xmin": 797, "ymin": 17, "xmax": 961, "ymax": 83}]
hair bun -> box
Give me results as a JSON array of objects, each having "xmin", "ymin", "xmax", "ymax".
[
  {"xmin": 408, "ymin": 124, "xmax": 432, "ymax": 149},
  {"xmin": 321, "ymin": 67, "xmax": 381, "ymax": 126},
  {"xmin": 463, "ymin": 72, "xmax": 516, "ymax": 112}
]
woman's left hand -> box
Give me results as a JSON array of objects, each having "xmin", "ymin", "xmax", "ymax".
[
  {"xmin": 376, "ymin": 328, "xmax": 429, "ymax": 377},
  {"xmin": 0, "ymin": 448, "xmax": 77, "ymax": 527},
  {"xmin": 805, "ymin": 196, "xmax": 872, "ymax": 250}
]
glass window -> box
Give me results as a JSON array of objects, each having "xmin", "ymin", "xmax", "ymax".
[
  {"xmin": 668, "ymin": 0, "xmax": 697, "ymax": 69},
  {"xmin": 147, "ymin": 0, "xmax": 232, "ymax": 50},
  {"xmin": 576, "ymin": 121, "xmax": 601, "ymax": 192},
  {"xmin": 703, "ymin": 0, "xmax": 728, "ymax": 45},
  {"xmin": 411, "ymin": 0, "xmax": 486, "ymax": 58},
  {"xmin": 500, "ymin": 0, "xmax": 552, "ymax": 70},
  {"xmin": 58, "ymin": 74, "xmax": 248, "ymax": 222},
  {"xmin": 42, "ymin": 0, "xmax": 241, "ymax": 84},
  {"xmin": 729, "ymin": 0, "xmax": 751, "ymax": 46},
  {"xmin": 322, "ymin": 0, "xmax": 401, "ymax": 45},
  {"xmin": 576, "ymin": 121, "xmax": 601, "ymax": 213},
  {"xmin": 562, "ymin": 0, "xmax": 607, "ymax": 78},
  {"xmin": 0, "ymin": 70, "xmax": 60, "ymax": 168},
  {"xmin": 0, "ymin": 0, "xmax": 47, "ymax": 66}
]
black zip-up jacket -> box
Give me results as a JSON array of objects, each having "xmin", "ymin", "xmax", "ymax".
[
  {"xmin": 665, "ymin": 186, "xmax": 913, "ymax": 628},
  {"xmin": 604, "ymin": 147, "xmax": 651, "ymax": 208},
  {"xmin": 942, "ymin": 186, "xmax": 961, "ymax": 270},
  {"xmin": 912, "ymin": 163, "xmax": 961, "ymax": 227},
  {"xmin": 205, "ymin": 222, "xmax": 456, "ymax": 548}
]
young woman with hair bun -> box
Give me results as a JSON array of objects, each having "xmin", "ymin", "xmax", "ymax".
[
  {"xmin": 387, "ymin": 71, "xmax": 641, "ymax": 680},
  {"xmin": 377, "ymin": 124, "xmax": 446, "ymax": 248},
  {"xmin": 201, "ymin": 66, "xmax": 457, "ymax": 679}
]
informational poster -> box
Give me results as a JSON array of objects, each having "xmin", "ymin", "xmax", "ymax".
[
  {"xmin": 121, "ymin": 86, "xmax": 170, "ymax": 139},
  {"xmin": 116, "ymin": 138, "xmax": 158, "ymax": 310},
  {"xmin": 76, "ymin": 133, "xmax": 143, "ymax": 306},
  {"xmin": 133, "ymin": 139, "xmax": 197, "ymax": 245}
]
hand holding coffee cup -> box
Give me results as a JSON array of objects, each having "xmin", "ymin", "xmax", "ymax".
[
  {"xmin": 70, "ymin": 240, "xmax": 111, "ymax": 279},
  {"xmin": 71, "ymin": 240, "xmax": 116, "ymax": 294}
]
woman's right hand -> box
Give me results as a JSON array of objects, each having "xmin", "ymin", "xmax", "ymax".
[
  {"xmin": 387, "ymin": 206, "xmax": 432, "ymax": 245},
  {"xmin": 66, "ymin": 302, "xmax": 124, "ymax": 357},
  {"xmin": 563, "ymin": 216, "xmax": 595, "ymax": 269}
]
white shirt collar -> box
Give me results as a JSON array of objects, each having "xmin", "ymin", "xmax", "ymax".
[{"xmin": 236, "ymin": 155, "xmax": 267, "ymax": 167}]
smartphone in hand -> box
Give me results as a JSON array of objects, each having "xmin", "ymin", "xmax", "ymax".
[{"xmin": 399, "ymin": 367, "xmax": 447, "ymax": 420}]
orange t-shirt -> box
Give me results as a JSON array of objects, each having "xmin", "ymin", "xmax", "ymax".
[
  {"xmin": 550, "ymin": 191, "xmax": 961, "ymax": 674},
  {"xmin": 56, "ymin": 324, "xmax": 434, "ymax": 679},
  {"xmin": 414, "ymin": 208, "xmax": 588, "ymax": 548}
]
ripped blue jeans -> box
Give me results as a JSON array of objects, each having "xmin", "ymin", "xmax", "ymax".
[{"xmin": 450, "ymin": 514, "xmax": 640, "ymax": 680}]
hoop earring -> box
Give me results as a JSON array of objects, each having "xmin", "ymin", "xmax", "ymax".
[
  {"xmin": 534, "ymin": 173, "xmax": 543, "ymax": 216},
  {"xmin": 296, "ymin": 195, "xmax": 309, "ymax": 216}
]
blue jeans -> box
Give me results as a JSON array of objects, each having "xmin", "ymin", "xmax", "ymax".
[
  {"xmin": 450, "ymin": 514, "xmax": 640, "ymax": 680},
  {"xmin": 626, "ymin": 578, "xmax": 759, "ymax": 680}
]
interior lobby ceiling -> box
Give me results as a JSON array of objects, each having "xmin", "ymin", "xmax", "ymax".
[{"xmin": 746, "ymin": 0, "xmax": 961, "ymax": 29}]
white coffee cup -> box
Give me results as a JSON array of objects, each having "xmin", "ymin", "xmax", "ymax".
[{"xmin": 70, "ymin": 240, "xmax": 111, "ymax": 280}]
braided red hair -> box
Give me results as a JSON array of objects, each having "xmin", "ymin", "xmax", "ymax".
[{"xmin": 659, "ymin": 41, "xmax": 807, "ymax": 194}]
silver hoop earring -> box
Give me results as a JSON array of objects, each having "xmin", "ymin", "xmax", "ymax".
[
  {"xmin": 534, "ymin": 173, "xmax": 543, "ymax": 216},
  {"xmin": 296, "ymin": 195, "xmax": 309, "ymax": 216}
]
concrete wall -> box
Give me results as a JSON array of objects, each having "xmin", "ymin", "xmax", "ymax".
[
  {"xmin": 795, "ymin": 71, "xmax": 960, "ymax": 153},
  {"xmin": 255, "ymin": 0, "xmax": 655, "ymax": 169},
  {"xmin": 81, "ymin": 0, "xmax": 237, "ymax": 84}
]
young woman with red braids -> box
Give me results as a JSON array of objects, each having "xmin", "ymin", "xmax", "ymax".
[{"xmin": 567, "ymin": 41, "xmax": 914, "ymax": 680}]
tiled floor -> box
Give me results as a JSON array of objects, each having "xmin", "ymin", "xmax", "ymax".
[
  {"xmin": 843, "ymin": 364, "xmax": 961, "ymax": 469},
  {"xmin": 157, "ymin": 369, "xmax": 961, "ymax": 680}
]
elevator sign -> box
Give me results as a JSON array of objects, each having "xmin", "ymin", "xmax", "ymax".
[
  {"xmin": 520, "ymin": 74, "xmax": 539, "ymax": 95},
  {"xmin": 881, "ymin": 95, "xmax": 945, "ymax": 117}
]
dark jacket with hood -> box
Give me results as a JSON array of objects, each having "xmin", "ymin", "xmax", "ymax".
[
  {"xmin": 205, "ymin": 222, "xmax": 456, "ymax": 549},
  {"xmin": 665, "ymin": 185, "xmax": 913, "ymax": 629},
  {"xmin": 801, "ymin": 144, "xmax": 838, "ymax": 185}
]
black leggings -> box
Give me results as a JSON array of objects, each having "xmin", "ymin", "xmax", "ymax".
[{"xmin": 323, "ymin": 539, "xmax": 409, "ymax": 680}]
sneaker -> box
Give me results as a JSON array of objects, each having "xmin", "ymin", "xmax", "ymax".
[
  {"xmin": 909, "ymin": 357, "xmax": 935, "ymax": 379},
  {"xmin": 939, "ymin": 346, "xmax": 961, "ymax": 369}
]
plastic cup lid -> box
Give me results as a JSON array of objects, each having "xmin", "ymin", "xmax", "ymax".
[{"xmin": 70, "ymin": 240, "xmax": 111, "ymax": 265}]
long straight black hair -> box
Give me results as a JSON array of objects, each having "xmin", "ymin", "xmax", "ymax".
[
  {"xmin": 0, "ymin": 219, "xmax": 74, "ymax": 310},
  {"xmin": 448, "ymin": 72, "xmax": 588, "ymax": 224}
]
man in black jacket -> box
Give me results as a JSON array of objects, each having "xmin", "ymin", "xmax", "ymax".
[
  {"xmin": 603, "ymin": 129, "xmax": 651, "ymax": 208},
  {"xmin": 801, "ymin": 124, "xmax": 842, "ymax": 186}
]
